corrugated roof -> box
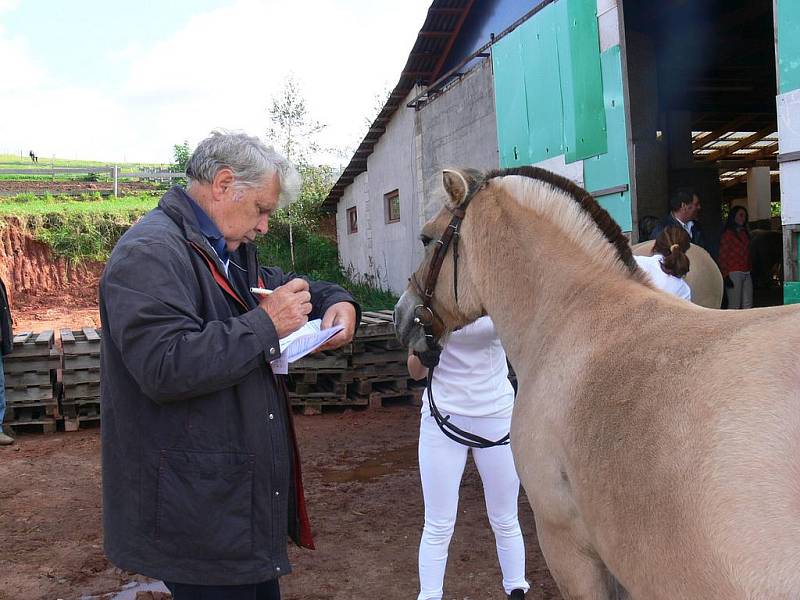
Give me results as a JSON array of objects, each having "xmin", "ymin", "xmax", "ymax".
[{"xmin": 322, "ymin": 0, "xmax": 474, "ymax": 210}]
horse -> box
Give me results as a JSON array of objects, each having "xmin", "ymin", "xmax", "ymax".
[
  {"xmin": 394, "ymin": 166, "xmax": 800, "ymax": 599},
  {"xmin": 631, "ymin": 240, "xmax": 723, "ymax": 309}
]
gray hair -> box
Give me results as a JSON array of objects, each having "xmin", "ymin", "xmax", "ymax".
[{"xmin": 185, "ymin": 130, "xmax": 301, "ymax": 207}]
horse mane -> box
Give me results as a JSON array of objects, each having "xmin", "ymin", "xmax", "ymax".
[{"xmin": 483, "ymin": 166, "xmax": 642, "ymax": 278}]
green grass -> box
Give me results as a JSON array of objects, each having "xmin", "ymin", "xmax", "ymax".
[
  {"xmin": 0, "ymin": 192, "xmax": 159, "ymax": 262},
  {"xmin": 257, "ymin": 220, "xmax": 398, "ymax": 312},
  {"xmin": 0, "ymin": 153, "xmax": 166, "ymax": 170},
  {"xmin": 0, "ymin": 190, "xmax": 397, "ymax": 310}
]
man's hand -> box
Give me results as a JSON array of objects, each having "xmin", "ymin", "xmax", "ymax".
[
  {"xmin": 318, "ymin": 301, "xmax": 357, "ymax": 351},
  {"xmin": 258, "ymin": 279, "xmax": 312, "ymax": 338}
]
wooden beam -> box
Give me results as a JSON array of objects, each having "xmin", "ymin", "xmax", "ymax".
[
  {"xmin": 418, "ymin": 31, "xmax": 453, "ymax": 38},
  {"xmin": 702, "ymin": 127, "xmax": 776, "ymax": 162},
  {"xmin": 431, "ymin": 0, "xmax": 475, "ymax": 81},
  {"xmin": 691, "ymin": 115, "xmax": 754, "ymax": 150}
]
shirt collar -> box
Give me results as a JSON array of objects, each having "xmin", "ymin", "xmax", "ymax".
[{"xmin": 184, "ymin": 190, "xmax": 230, "ymax": 264}]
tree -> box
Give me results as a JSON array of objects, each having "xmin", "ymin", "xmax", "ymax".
[
  {"xmin": 172, "ymin": 140, "xmax": 191, "ymax": 173},
  {"xmin": 266, "ymin": 76, "xmax": 329, "ymax": 269},
  {"xmin": 267, "ymin": 76, "xmax": 325, "ymax": 165}
]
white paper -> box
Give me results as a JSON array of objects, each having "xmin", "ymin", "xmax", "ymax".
[{"xmin": 270, "ymin": 319, "xmax": 344, "ymax": 375}]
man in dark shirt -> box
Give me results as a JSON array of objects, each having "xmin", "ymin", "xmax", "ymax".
[
  {"xmin": 100, "ymin": 131, "xmax": 359, "ymax": 600},
  {"xmin": 651, "ymin": 188, "xmax": 707, "ymax": 251}
]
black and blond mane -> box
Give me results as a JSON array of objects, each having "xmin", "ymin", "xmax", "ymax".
[{"xmin": 483, "ymin": 166, "xmax": 639, "ymax": 274}]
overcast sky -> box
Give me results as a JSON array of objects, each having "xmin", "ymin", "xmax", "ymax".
[{"xmin": 0, "ymin": 0, "xmax": 432, "ymax": 164}]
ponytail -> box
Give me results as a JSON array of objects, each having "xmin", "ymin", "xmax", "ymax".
[{"xmin": 653, "ymin": 226, "xmax": 690, "ymax": 278}]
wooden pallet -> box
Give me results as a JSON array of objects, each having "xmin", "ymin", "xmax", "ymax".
[
  {"xmin": 355, "ymin": 311, "xmax": 395, "ymax": 339},
  {"xmin": 289, "ymin": 350, "xmax": 349, "ymax": 373},
  {"xmin": 62, "ymin": 401, "xmax": 101, "ymax": 432},
  {"xmin": 350, "ymin": 348, "xmax": 407, "ymax": 367},
  {"xmin": 61, "ymin": 328, "xmax": 101, "ymax": 371},
  {"xmin": 291, "ymin": 395, "xmax": 369, "ymax": 416},
  {"xmin": 4, "ymin": 403, "xmax": 59, "ymax": 421},
  {"xmin": 6, "ymin": 331, "xmax": 54, "ymax": 358},
  {"xmin": 62, "ymin": 381, "xmax": 100, "ymax": 401},
  {"xmin": 348, "ymin": 381, "xmax": 424, "ymax": 409},
  {"xmin": 4, "ymin": 384, "xmax": 54, "ymax": 404},
  {"xmin": 349, "ymin": 376, "xmax": 409, "ymax": 397}
]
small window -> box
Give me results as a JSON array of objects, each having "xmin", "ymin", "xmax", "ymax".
[
  {"xmin": 347, "ymin": 207, "xmax": 358, "ymax": 234},
  {"xmin": 385, "ymin": 189, "xmax": 400, "ymax": 224}
]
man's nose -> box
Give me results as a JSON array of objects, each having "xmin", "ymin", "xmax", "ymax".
[{"xmin": 255, "ymin": 216, "xmax": 269, "ymax": 234}]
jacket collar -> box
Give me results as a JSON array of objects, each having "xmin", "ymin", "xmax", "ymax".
[{"xmin": 159, "ymin": 186, "xmax": 261, "ymax": 293}]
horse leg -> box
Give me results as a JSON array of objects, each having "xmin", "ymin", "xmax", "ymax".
[{"xmin": 534, "ymin": 516, "xmax": 622, "ymax": 600}]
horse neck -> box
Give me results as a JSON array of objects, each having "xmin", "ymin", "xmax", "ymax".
[{"xmin": 464, "ymin": 196, "xmax": 639, "ymax": 369}]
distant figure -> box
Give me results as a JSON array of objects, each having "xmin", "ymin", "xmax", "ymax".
[
  {"xmin": 28, "ymin": 150, "xmax": 38, "ymax": 163},
  {"xmin": 651, "ymin": 188, "xmax": 706, "ymax": 251},
  {"xmin": 635, "ymin": 225, "xmax": 692, "ymax": 301},
  {"xmin": 719, "ymin": 205, "xmax": 753, "ymax": 309}
]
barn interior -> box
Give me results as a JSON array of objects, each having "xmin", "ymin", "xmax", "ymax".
[{"xmin": 623, "ymin": 0, "xmax": 782, "ymax": 305}]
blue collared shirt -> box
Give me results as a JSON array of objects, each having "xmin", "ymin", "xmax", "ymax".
[{"xmin": 184, "ymin": 191, "xmax": 230, "ymax": 267}]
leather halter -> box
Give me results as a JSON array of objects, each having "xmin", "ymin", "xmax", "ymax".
[{"xmin": 410, "ymin": 203, "xmax": 510, "ymax": 449}]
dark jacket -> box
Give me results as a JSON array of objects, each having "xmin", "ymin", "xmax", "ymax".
[
  {"xmin": 0, "ymin": 276, "xmax": 11, "ymax": 355},
  {"xmin": 651, "ymin": 212, "xmax": 707, "ymax": 251},
  {"xmin": 100, "ymin": 187, "xmax": 359, "ymax": 585}
]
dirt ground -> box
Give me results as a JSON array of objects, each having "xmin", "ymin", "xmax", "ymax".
[
  {"xmin": 0, "ymin": 180, "xmax": 162, "ymax": 196},
  {"xmin": 0, "ymin": 301, "xmax": 561, "ymax": 600}
]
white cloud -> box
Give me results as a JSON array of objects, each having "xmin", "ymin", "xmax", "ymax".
[{"xmin": 0, "ymin": 0, "xmax": 432, "ymax": 162}]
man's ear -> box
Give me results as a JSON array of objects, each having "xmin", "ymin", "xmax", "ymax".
[{"xmin": 211, "ymin": 168, "xmax": 235, "ymax": 201}]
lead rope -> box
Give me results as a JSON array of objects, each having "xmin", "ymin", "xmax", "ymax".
[{"xmin": 426, "ymin": 364, "xmax": 510, "ymax": 449}]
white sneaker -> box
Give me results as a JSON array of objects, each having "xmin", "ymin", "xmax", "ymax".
[{"xmin": 0, "ymin": 431, "xmax": 14, "ymax": 445}]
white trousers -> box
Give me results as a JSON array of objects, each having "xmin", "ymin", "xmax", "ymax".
[{"xmin": 417, "ymin": 412, "xmax": 529, "ymax": 600}]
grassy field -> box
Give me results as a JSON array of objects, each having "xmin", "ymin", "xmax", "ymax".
[
  {"xmin": 0, "ymin": 192, "xmax": 397, "ymax": 309},
  {"xmin": 0, "ymin": 192, "xmax": 159, "ymax": 262},
  {"xmin": 0, "ymin": 153, "xmax": 167, "ymax": 170}
]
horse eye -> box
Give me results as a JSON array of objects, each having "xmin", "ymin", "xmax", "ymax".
[{"xmin": 419, "ymin": 234, "xmax": 432, "ymax": 246}]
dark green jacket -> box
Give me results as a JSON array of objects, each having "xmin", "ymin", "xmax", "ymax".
[{"xmin": 100, "ymin": 187, "xmax": 359, "ymax": 585}]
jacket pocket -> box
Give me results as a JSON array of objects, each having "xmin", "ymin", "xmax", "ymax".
[{"xmin": 155, "ymin": 449, "xmax": 255, "ymax": 560}]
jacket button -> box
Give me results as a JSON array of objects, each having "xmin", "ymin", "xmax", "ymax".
[
  {"xmin": 269, "ymin": 347, "xmax": 276, "ymax": 355},
  {"xmin": 274, "ymin": 491, "xmax": 280, "ymax": 496},
  {"xmin": 268, "ymin": 413, "xmax": 274, "ymax": 420},
  {"xmin": 275, "ymin": 567, "xmax": 281, "ymax": 573}
]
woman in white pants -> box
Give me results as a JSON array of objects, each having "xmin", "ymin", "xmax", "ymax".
[{"xmin": 408, "ymin": 316, "xmax": 529, "ymax": 600}]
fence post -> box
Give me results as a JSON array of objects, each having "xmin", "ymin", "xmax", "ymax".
[{"xmin": 113, "ymin": 166, "xmax": 119, "ymax": 197}]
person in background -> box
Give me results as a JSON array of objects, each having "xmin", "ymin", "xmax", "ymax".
[
  {"xmin": 651, "ymin": 188, "xmax": 707, "ymax": 252},
  {"xmin": 635, "ymin": 226, "xmax": 692, "ymax": 301},
  {"xmin": 0, "ymin": 275, "xmax": 13, "ymax": 445},
  {"xmin": 408, "ymin": 316, "xmax": 529, "ymax": 600},
  {"xmin": 719, "ymin": 205, "xmax": 753, "ymax": 309}
]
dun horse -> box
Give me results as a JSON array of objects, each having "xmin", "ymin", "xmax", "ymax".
[{"xmin": 394, "ymin": 166, "xmax": 800, "ymax": 599}]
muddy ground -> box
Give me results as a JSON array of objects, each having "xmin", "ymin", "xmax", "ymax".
[
  {"xmin": 1, "ymin": 299, "xmax": 560, "ymax": 600},
  {"xmin": 0, "ymin": 180, "xmax": 163, "ymax": 196},
  {"xmin": 0, "ymin": 408, "xmax": 561, "ymax": 600}
]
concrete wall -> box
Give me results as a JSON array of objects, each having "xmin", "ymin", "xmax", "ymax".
[
  {"xmin": 418, "ymin": 58, "xmax": 499, "ymax": 223},
  {"xmin": 336, "ymin": 171, "xmax": 374, "ymax": 282},
  {"xmin": 361, "ymin": 89, "xmax": 420, "ymax": 294}
]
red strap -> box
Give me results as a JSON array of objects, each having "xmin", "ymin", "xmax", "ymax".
[
  {"xmin": 189, "ymin": 241, "xmax": 247, "ymax": 310},
  {"xmin": 191, "ymin": 241, "xmax": 314, "ymax": 548}
]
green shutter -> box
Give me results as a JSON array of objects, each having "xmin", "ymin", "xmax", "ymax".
[
  {"xmin": 493, "ymin": 0, "xmax": 606, "ymax": 167},
  {"xmin": 777, "ymin": 0, "xmax": 800, "ymax": 93},
  {"xmin": 583, "ymin": 45, "xmax": 632, "ymax": 232}
]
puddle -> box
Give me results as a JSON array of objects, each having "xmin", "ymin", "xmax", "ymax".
[
  {"xmin": 103, "ymin": 580, "xmax": 170, "ymax": 599},
  {"xmin": 321, "ymin": 444, "xmax": 418, "ymax": 483}
]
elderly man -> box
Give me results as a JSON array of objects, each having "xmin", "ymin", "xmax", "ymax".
[
  {"xmin": 100, "ymin": 131, "xmax": 359, "ymax": 600},
  {"xmin": 650, "ymin": 188, "xmax": 707, "ymax": 251}
]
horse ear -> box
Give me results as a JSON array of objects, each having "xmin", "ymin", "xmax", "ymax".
[{"xmin": 442, "ymin": 169, "xmax": 470, "ymax": 207}]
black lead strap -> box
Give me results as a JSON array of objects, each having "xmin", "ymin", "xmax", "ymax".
[{"xmin": 426, "ymin": 365, "xmax": 510, "ymax": 449}]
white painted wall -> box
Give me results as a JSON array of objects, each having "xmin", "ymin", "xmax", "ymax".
[{"xmin": 336, "ymin": 171, "xmax": 375, "ymax": 282}]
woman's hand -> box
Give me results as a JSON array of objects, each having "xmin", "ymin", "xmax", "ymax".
[{"xmin": 407, "ymin": 351, "xmax": 429, "ymax": 381}]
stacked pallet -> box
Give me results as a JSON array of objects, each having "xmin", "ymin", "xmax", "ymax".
[
  {"xmin": 347, "ymin": 311, "xmax": 424, "ymax": 409},
  {"xmin": 60, "ymin": 328, "xmax": 102, "ymax": 431},
  {"xmin": 2, "ymin": 331, "xmax": 60, "ymax": 433},
  {"xmin": 287, "ymin": 350, "xmax": 353, "ymax": 415}
]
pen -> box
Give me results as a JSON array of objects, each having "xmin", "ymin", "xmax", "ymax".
[{"xmin": 250, "ymin": 287, "xmax": 274, "ymax": 296}]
